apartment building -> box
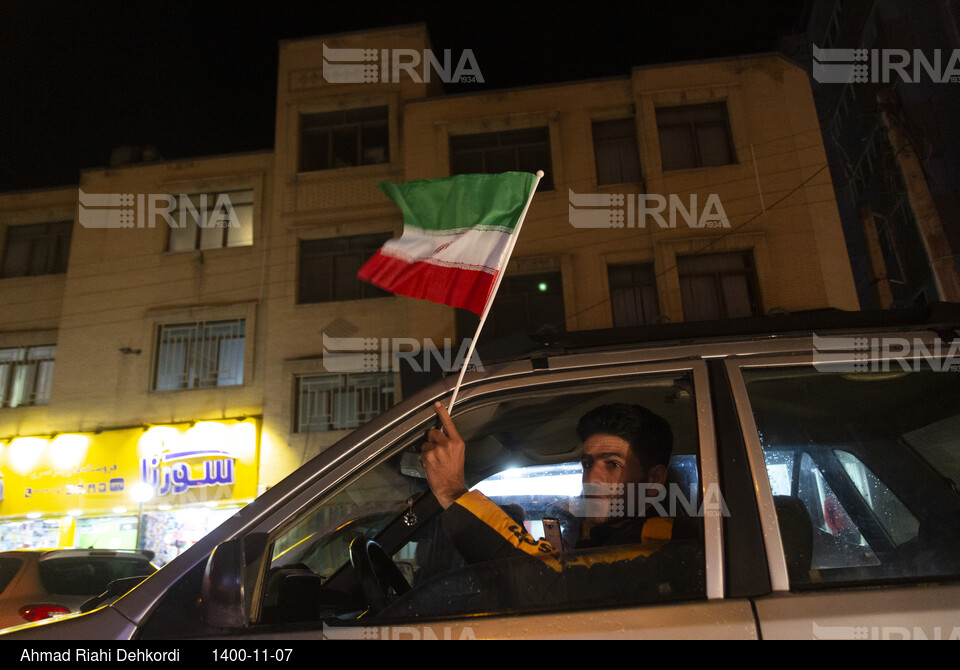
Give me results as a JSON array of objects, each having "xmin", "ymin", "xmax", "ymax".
[
  {"xmin": 0, "ymin": 24, "xmax": 858, "ymax": 559},
  {"xmin": 0, "ymin": 153, "xmax": 271, "ymax": 563}
]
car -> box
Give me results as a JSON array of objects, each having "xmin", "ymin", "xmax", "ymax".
[
  {"xmin": 3, "ymin": 304, "xmax": 960, "ymax": 640},
  {"xmin": 0, "ymin": 548, "xmax": 156, "ymax": 630}
]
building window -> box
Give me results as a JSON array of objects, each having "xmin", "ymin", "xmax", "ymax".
[
  {"xmin": 0, "ymin": 345, "xmax": 55, "ymax": 408},
  {"xmin": 450, "ymin": 127, "xmax": 554, "ymax": 190},
  {"xmin": 677, "ymin": 251, "xmax": 761, "ymax": 321},
  {"xmin": 656, "ymin": 103, "xmax": 735, "ymax": 171},
  {"xmin": 167, "ymin": 190, "xmax": 254, "ymax": 252},
  {"xmin": 154, "ymin": 319, "xmax": 245, "ymax": 391},
  {"xmin": 295, "ymin": 372, "xmax": 395, "ymax": 433},
  {"xmin": 456, "ymin": 270, "xmax": 565, "ymax": 341},
  {"xmin": 298, "ymin": 234, "xmax": 392, "ymax": 304},
  {"xmin": 592, "ymin": 118, "xmax": 642, "ymax": 185},
  {"xmin": 608, "ymin": 263, "xmax": 660, "ymax": 327},
  {"xmin": 298, "ymin": 106, "xmax": 389, "ymax": 172},
  {"xmin": 1, "ymin": 222, "xmax": 72, "ymax": 279}
]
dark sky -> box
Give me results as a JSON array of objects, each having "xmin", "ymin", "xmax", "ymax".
[{"xmin": 0, "ymin": 0, "xmax": 807, "ymax": 192}]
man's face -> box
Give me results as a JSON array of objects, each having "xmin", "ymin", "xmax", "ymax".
[{"xmin": 580, "ymin": 433, "xmax": 665, "ymax": 523}]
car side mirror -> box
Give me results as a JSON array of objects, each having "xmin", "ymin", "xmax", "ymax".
[{"xmin": 200, "ymin": 537, "xmax": 247, "ymax": 630}]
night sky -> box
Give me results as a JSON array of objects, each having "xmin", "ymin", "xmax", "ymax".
[{"xmin": 0, "ymin": 0, "xmax": 807, "ymax": 192}]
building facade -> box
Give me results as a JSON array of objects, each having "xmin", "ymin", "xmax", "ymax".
[
  {"xmin": 802, "ymin": 0, "xmax": 960, "ymax": 308},
  {"xmin": 0, "ymin": 154, "xmax": 271, "ymax": 562},
  {"xmin": 0, "ymin": 24, "xmax": 859, "ymax": 559}
]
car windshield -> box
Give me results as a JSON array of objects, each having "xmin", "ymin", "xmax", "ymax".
[{"xmin": 38, "ymin": 556, "xmax": 155, "ymax": 596}]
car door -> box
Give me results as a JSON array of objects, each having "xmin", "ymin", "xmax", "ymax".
[
  {"xmin": 725, "ymin": 334, "xmax": 960, "ymax": 640},
  {"xmin": 138, "ymin": 356, "xmax": 757, "ymax": 640}
]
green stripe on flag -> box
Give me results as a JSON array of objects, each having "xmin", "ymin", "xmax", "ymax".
[{"xmin": 377, "ymin": 172, "xmax": 537, "ymax": 234}]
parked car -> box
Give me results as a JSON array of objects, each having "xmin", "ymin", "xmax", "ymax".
[
  {"xmin": 0, "ymin": 548, "xmax": 156, "ymax": 629},
  {"xmin": 3, "ymin": 305, "xmax": 960, "ymax": 640}
]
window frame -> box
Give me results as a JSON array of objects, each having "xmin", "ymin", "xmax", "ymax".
[
  {"xmin": 165, "ymin": 189, "xmax": 255, "ymax": 253},
  {"xmin": 297, "ymin": 233, "xmax": 393, "ymax": 305},
  {"xmin": 677, "ymin": 250, "xmax": 762, "ymax": 321},
  {"xmin": 608, "ymin": 262, "xmax": 661, "ymax": 327},
  {"xmin": 0, "ymin": 344, "xmax": 56, "ymax": 408},
  {"xmin": 449, "ymin": 127, "xmax": 554, "ymax": 191},
  {"xmin": 0, "ymin": 221, "xmax": 73, "ymax": 279},
  {"xmin": 294, "ymin": 370, "xmax": 398, "ymax": 434},
  {"xmin": 298, "ymin": 105, "xmax": 391, "ymax": 173},
  {"xmin": 244, "ymin": 358, "xmax": 723, "ymax": 627},
  {"xmin": 725, "ymin": 343, "xmax": 960, "ymax": 592},
  {"xmin": 152, "ymin": 318, "xmax": 246, "ymax": 392},
  {"xmin": 655, "ymin": 102, "xmax": 736, "ymax": 172},
  {"xmin": 455, "ymin": 269, "xmax": 566, "ymax": 342},
  {"xmin": 591, "ymin": 117, "xmax": 643, "ymax": 186}
]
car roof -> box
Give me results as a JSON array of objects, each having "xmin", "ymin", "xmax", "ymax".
[{"xmin": 476, "ymin": 302, "xmax": 960, "ymax": 364}]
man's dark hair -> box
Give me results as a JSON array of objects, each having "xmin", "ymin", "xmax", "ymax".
[{"xmin": 576, "ymin": 403, "xmax": 673, "ymax": 471}]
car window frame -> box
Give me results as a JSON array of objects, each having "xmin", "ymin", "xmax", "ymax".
[
  {"xmin": 245, "ymin": 357, "xmax": 724, "ymax": 628},
  {"xmin": 724, "ymin": 335, "xmax": 960, "ymax": 591}
]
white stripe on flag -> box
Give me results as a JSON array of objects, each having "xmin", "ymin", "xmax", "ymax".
[{"xmin": 378, "ymin": 226, "xmax": 513, "ymax": 273}]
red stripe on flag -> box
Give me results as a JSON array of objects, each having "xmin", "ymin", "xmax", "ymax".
[{"xmin": 358, "ymin": 251, "xmax": 496, "ymax": 315}]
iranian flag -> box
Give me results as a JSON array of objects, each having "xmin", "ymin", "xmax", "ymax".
[{"xmin": 358, "ymin": 171, "xmax": 539, "ymax": 315}]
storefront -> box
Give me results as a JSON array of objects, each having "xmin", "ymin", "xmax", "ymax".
[{"xmin": 0, "ymin": 417, "xmax": 259, "ymax": 566}]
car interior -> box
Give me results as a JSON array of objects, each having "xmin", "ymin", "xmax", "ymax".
[
  {"xmin": 743, "ymin": 365, "xmax": 960, "ymax": 588},
  {"xmin": 259, "ymin": 373, "xmax": 708, "ymax": 628}
]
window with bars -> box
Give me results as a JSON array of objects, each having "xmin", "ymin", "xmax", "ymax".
[
  {"xmin": 656, "ymin": 103, "xmax": 735, "ymax": 171},
  {"xmin": 0, "ymin": 345, "xmax": 55, "ymax": 408},
  {"xmin": 608, "ymin": 263, "xmax": 660, "ymax": 327},
  {"xmin": 449, "ymin": 127, "xmax": 553, "ymax": 190},
  {"xmin": 298, "ymin": 233, "xmax": 392, "ymax": 304},
  {"xmin": 592, "ymin": 118, "xmax": 642, "ymax": 185},
  {"xmin": 295, "ymin": 372, "xmax": 396, "ymax": 433},
  {"xmin": 167, "ymin": 190, "xmax": 254, "ymax": 252},
  {"xmin": 1, "ymin": 222, "xmax": 72, "ymax": 278},
  {"xmin": 298, "ymin": 106, "xmax": 390, "ymax": 172},
  {"xmin": 677, "ymin": 251, "xmax": 761, "ymax": 322},
  {"xmin": 154, "ymin": 319, "xmax": 245, "ymax": 391}
]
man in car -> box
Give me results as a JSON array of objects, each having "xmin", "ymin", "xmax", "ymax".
[{"xmin": 420, "ymin": 401, "xmax": 686, "ymax": 569}]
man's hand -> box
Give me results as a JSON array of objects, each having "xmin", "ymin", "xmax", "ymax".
[{"xmin": 421, "ymin": 402, "xmax": 468, "ymax": 509}]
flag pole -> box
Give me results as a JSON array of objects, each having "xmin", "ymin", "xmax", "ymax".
[{"xmin": 447, "ymin": 170, "xmax": 543, "ymax": 413}]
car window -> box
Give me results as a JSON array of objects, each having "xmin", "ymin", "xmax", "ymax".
[
  {"xmin": 742, "ymin": 361, "xmax": 960, "ymax": 588},
  {"xmin": 0, "ymin": 558, "xmax": 22, "ymax": 594},
  {"xmin": 258, "ymin": 370, "xmax": 707, "ymax": 628},
  {"xmin": 38, "ymin": 556, "xmax": 155, "ymax": 596}
]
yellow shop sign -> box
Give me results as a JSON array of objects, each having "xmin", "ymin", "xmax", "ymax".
[{"xmin": 0, "ymin": 418, "xmax": 259, "ymax": 517}]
